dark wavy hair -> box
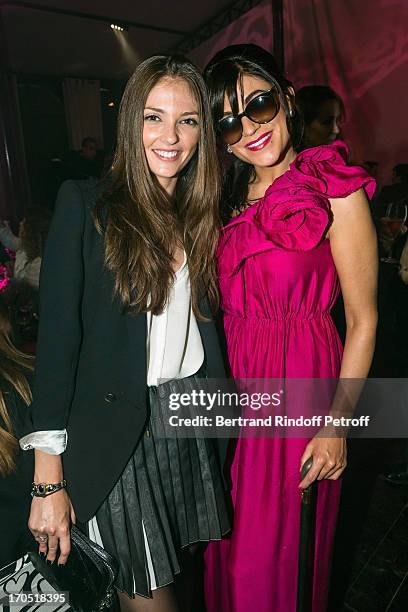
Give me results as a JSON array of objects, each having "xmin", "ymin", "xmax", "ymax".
[
  {"xmin": 204, "ymin": 44, "xmax": 302, "ymax": 217},
  {"xmin": 95, "ymin": 55, "xmax": 221, "ymax": 317}
]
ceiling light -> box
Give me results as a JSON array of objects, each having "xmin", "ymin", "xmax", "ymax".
[
  {"xmin": 110, "ymin": 23, "xmax": 126, "ymax": 32},
  {"xmin": 108, "ymin": 102, "xmax": 115, "ymax": 107}
]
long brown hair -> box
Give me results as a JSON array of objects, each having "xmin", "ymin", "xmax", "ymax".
[
  {"xmin": 0, "ymin": 299, "xmax": 34, "ymax": 476},
  {"xmin": 95, "ymin": 55, "xmax": 221, "ymax": 317}
]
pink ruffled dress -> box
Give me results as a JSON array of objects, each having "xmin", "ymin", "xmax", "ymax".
[{"xmin": 204, "ymin": 142, "xmax": 376, "ymax": 612}]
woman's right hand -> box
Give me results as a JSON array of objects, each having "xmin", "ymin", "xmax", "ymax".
[{"xmin": 29, "ymin": 488, "xmax": 76, "ymax": 565}]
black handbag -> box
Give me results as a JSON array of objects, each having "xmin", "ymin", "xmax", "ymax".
[{"xmin": 28, "ymin": 525, "xmax": 118, "ymax": 611}]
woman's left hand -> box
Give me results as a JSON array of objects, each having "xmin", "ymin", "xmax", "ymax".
[{"xmin": 299, "ymin": 431, "xmax": 347, "ymax": 490}]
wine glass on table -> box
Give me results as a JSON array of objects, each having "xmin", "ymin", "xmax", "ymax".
[{"xmin": 380, "ymin": 202, "xmax": 407, "ymax": 263}]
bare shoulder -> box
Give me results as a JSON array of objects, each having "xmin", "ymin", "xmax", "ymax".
[
  {"xmin": 327, "ymin": 188, "xmax": 374, "ymax": 239},
  {"xmin": 327, "ymin": 187, "xmax": 377, "ymax": 291}
]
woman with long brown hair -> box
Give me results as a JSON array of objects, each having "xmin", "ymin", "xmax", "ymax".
[
  {"xmin": 20, "ymin": 55, "xmax": 230, "ymax": 611},
  {"xmin": 0, "ymin": 296, "xmax": 34, "ymax": 566}
]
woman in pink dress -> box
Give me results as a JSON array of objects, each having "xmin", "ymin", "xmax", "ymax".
[{"xmin": 203, "ymin": 45, "xmax": 378, "ymax": 612}]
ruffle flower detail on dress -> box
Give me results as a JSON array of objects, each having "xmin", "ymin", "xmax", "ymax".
[{"xmin": 217, "ymin": 140, "xmax": 376, "ymax": 276}]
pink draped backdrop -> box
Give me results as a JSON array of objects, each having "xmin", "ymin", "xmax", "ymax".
[{"xmin": 190, "ymin": 0, "xmax": 408, "ymax": 185}]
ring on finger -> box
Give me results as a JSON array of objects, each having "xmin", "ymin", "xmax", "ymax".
[{"xmin": 36, "ymin": 535, "xmax": 48, "ymax": 543}]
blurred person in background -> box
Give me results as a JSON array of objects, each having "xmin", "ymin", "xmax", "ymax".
[
  {"xmin": 71, "ymin": 136, "xmax": 103, "ymax": 180},
  {"xmin": 0, "ymin": 296, "xmax": 34, "ymax": 567},
  {"xmin": 0, "ymin": 219, "xmax": 20, "ymax": 252},
  {"xmin": 380, "ymin": 183, "xmax": 408, "ymax": 486},
  {"xmin": 13, "ymin": 208, "xmax": 52, "ymax": 290},
  {"xmin": 0, "ymin": 208, "xmax": 51, "ymax": 351},
  {"xmin": 373, "ymin": 163, "xmax": 408, "ymax": 219},
  {"xmin": 296, "ymin": 85, "xmax": 345, "ymax": 148},
  {"xmin": 0, "ymin": 208, "xmax": 52, "ymax": 291},
  {"xmin": 80, "ymin": 136, "xmax": 98, "ymax": 162}
]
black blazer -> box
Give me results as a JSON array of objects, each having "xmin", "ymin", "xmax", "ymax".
[{"xmin": 30, "ymin": 179, "xmax": 228, "ymax": 523}]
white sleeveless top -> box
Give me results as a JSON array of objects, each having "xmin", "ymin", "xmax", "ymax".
[{"xmin": 146, "ymin": 253, "xmax": 204, "ymax": 386}]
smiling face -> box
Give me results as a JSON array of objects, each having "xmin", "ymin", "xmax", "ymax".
[
  {"xmin": 303, "ymin": 99, "xmax": 343, "ymax": 147},
  {"xmin": 143, "ymin": 77, "xmax": 200, "ymax": 194},
  {"xmin": 223, "ymin": 74, "xmax": 293, "ymax": 169}
]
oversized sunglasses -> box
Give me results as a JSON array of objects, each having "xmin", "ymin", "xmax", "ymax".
[{"xmin": 218, "ymin": 88, "xmax": 280, "ymax": 145}]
